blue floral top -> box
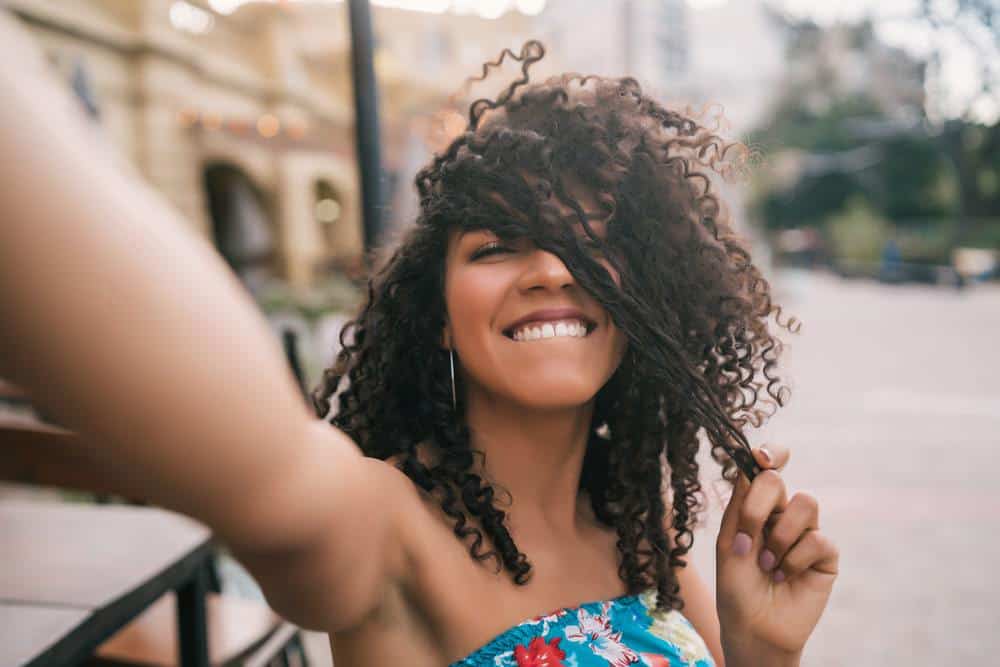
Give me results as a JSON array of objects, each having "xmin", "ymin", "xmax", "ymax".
[{"xmin": 450, "ymin": 589, "xmax": 716, "ymax": 667}]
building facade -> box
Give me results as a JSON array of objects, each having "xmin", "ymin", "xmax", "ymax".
[{"xmin": 8, "ymin": 0, "xmax": 372, "ymax": 289}]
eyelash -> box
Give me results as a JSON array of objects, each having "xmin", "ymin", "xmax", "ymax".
[
  {"xmin": 470, "ymin": 239, "xmax": 607, "ymax": 261},
  {"xmin": 470, "ymin": 241, "xmax": 513, "ymax": 260}
]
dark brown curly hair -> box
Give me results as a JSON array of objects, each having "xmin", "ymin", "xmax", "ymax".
[{"xmin": 313, "ymin": 40, "xmax": 796, "ymax": 613}]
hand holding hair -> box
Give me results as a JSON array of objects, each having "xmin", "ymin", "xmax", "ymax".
[{"xmin": 715, "ymin": 444, "xmax": 839, "ymax": 666}]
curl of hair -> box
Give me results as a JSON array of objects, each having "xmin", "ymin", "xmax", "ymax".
[{"xmin": 312, "ymin": 40, "xmax": 796, "ymax": 612}]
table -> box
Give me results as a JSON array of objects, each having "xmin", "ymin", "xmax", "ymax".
[{"xmin": 0, "ymin": 500, "xmax": 213, "ymax": 667}]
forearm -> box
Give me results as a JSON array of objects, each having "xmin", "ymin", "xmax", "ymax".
[{"xmin": 0, "ymin": 13, "xmax": 318, "ymax": 544}]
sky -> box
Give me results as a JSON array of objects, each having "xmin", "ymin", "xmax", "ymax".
[{"xmin": 688, "ymin": 0, "xmax": 998, "ymax": 122}]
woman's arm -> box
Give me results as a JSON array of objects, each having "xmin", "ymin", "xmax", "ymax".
[{"xmin": 0, "ymin": 13, "xmax": 405, "ymax": 631}]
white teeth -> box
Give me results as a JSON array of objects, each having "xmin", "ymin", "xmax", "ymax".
[{"xmin": 509, "ymin": 319, "xmax": 590, "ymax": 342}]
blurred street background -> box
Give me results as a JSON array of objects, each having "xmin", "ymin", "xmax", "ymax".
[
  {"xmin": 688, "ymin": 270, "xmax": 1000, "ymax": 666},
  {"xmin": 1, "ymin": 0, "xmax": 997, "ymax": 665}
]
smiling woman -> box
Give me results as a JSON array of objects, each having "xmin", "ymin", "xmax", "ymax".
[
  {"xmin": 313, "ymin": 37, "xmax": 796, "ymax": 623},
  {"xmin": 1, "ymin": 19, "xmax": 836, "ymax": 667}
]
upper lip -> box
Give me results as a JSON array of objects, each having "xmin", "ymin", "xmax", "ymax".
[{"xmin": 502, "ymin": 308, "xmax": 596, "ymax": 336}]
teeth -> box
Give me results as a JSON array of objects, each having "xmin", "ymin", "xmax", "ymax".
[{"xmin": 510, "ymin": 319, "xmax": 589, "ymax": 342}]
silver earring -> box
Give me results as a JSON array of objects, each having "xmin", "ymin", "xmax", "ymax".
[{"xmin": 449, "ymin": 348, "xmax": 457, "ymax": 410}]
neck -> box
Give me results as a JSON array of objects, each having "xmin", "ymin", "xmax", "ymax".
[{"xmin": 463, "ymin": 387, "xmax": 595, "ymax": 543}]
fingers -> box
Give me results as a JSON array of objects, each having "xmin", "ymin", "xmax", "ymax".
[
  {"xmin": 773, "ymin": 529, "xmax": 840, "ymax": 585},
  {"xmin": 758, "ymin": 491, "xmax": 820, "ymax": 580},
  {"xmin": 717, "ymin": 444, "xmax": 839, "ymax": 592},
  {"xmin": 721, "ymin": 443, "xmax": 790, "ymax": 524},
  {"xmin": 755, "ymin": 442, "xmax": 790, "ymax": 472}
]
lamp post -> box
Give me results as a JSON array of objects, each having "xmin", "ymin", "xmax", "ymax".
[{"xmin": 347, "ymin": 0, "xmax": 383, "ymax": 254}]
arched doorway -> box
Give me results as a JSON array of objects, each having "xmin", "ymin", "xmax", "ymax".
[{"xmin": 202, "ymin": 163, "xmax": 275, "ymax": 292}]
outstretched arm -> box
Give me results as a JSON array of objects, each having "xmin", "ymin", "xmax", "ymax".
[{"xmin": 0, "ymin": 12, "xmax": 406, "ymax": 631}]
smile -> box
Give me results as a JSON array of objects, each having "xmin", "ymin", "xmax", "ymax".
[{"xmin": 506, "ymin": 319, "xmax": 593, "ymax": 342}]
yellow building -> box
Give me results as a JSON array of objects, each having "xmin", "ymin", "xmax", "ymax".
[{"xmin": 7, "ymin": 0, "xmax": 365, "ymax": 289}]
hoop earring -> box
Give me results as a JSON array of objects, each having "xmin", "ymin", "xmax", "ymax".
[{"xmin": 449, "ymin": 348, "xmax": 457, "ymax": 410}]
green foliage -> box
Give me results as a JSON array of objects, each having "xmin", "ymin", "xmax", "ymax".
[
  {"xmin": 749, "ymin": 94, "xmax": 883, "ymax": 152},
  {"xmin": 878, "ymin": 137, "xmax": 955, "ymax": 222},
  {"xmin": 757, "ymin": 170, "xmax": 861, "ymax": 230},
  {"xmin": 750, "ymin": 105, "xmax": 956, "ymax": 233},
  {"xmin": 895, "ymin": 223, "xmax": 959, "ymax": 264},
  {"xmin": 960, "ymin": 217, "xmax": 1000, "ymax": 249},
  {"xmin": 826, "ymin": 198, "xmax": 891, "ymax": 263},
  {"xmin": 751, "ymin": 12, "xmax": 999, "ymax": 267}
]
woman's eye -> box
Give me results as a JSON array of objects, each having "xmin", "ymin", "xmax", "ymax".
[{"xmin": 470, "ymin": 241, "xmax": 514, "ymax": 261}]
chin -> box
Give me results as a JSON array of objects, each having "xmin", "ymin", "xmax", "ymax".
[{"xmin": 505, "ymin": 374, "xmax": 604, "ymax": 411}]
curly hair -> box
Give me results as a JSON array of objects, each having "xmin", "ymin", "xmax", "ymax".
[{"xmin": 313, "ymin": 40, "xmax": 796, "ymax": 613}]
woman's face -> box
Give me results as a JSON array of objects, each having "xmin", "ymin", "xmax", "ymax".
[{"xmin": 443, "ymin": 220, "xmax": 627, "ymax": 411}]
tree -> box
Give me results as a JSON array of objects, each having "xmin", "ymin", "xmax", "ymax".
[{"xmin": 912, "ymin": 0, "xmax": 998, "ymax": 121}]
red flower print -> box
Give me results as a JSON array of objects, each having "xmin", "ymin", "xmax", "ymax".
[
  {"xmin": 640, "ymin": 653, "xmax": 674, "ymax": 667},
  {"xmin": 514, "ymin": 637, "xmax": 567, "ymax": 667}
]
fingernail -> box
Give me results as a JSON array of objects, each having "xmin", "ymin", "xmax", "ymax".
[
  {"xmin": 759, "ymin": 549, "xmax": 776, "ymax": 571},
  {"xmin": 759, "ymin": 447, "xmax": 773, "ymax": 465},
  {"xmin": 773, "ymin": 570, "xmax": 786, "ymax": 583},
  {"xmin": 733, "ymin": 532, "xmax": 751, "ymax": 556}
]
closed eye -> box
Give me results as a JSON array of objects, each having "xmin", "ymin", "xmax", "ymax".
[{"xmin": 470, "ymin": 241, "xmax": 516, "ymax": 261}]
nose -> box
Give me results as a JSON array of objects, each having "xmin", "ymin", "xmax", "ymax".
[{"xmin": 517, "ymin": 248, "xmax": 575, "ymax": 292}]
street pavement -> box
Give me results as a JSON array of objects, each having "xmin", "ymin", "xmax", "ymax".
[{"xmin": 687, "ymin": 269, "xmax": 1000, "ymax": 665}]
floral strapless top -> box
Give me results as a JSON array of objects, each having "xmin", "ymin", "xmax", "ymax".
[{"xmin": 449, "ymin": 589, "xmax": 716, "ymax": 667}]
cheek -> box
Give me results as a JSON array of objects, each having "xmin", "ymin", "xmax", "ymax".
[{"xmin": 445, "ymin": 269, "xmax": 505, "ymax": 342}]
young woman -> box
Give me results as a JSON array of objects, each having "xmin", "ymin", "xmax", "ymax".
[{"xmin": 0, "ymin": 17, "xmax": 837, "ymax": 667}]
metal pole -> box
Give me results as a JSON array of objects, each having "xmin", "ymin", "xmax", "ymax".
[{"xmin": 347, "ymin": 0, "xmax": 383, "ymax": 252}]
